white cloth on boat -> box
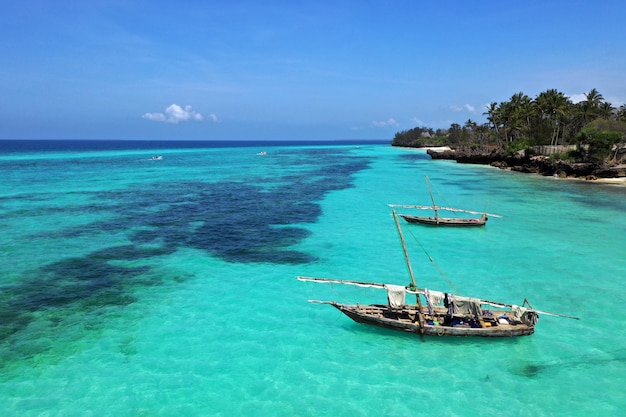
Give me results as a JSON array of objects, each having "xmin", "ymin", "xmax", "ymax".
[
  {"xmin": 384, "ymin": 284, "xmax": 406, "ymax": 308},
  {"xmin": 448, "ymin": 295, "xmax": 482, "ymax": 317},
  {"xmin": 425, "ymin": 289, "xmax": 445, "ymax": 314},
  {"xmin": 511, "ymin": 305, "xmax": 527, "ymax": 321},
  {"xmin": 425, "ymin": 289, "xmax": 445, "ymax": 306}
]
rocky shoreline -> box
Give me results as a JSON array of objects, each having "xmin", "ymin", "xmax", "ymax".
[{"xmin": 424, "ymin": 147, "xmax": 626, "ymax": 183}]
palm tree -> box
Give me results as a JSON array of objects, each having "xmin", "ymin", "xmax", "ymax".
[
  {"xmin": 508, "ymin": 92, "xmax": 534, "ymax": 140},
  {"xmin": 493, "ymin": 101, "xmax": 514, "ymax": 143},
  {"xmin": 617, "ymin": 105, "xmax": 626, "ymax": 122},
  {"xmin": 462, "ymin": 119, "xmax": 478, "ymax": 148},
  {"xmin": 475, "ymin": 123, "xmax": 490, "ymax": 150},
  {"xmin": 585, "ymin": 88, "xmax": 604, "ymax": 107},
  {"xmin": 598, "ymin": 102, "xmax": 614, "ymax": 120},
  {"xmin": 464, "ymin": 118, "xmax": 477, "ymax": 134},
  {"xmin": 536, "ymin": 89, "xmax": 570, "ymax": 145},
  {"xmin": 576, "ymin": 88, "xmax": 605, "ymax": 125},
  {"xmin": 483, "ymin": 102, "xmax": 501, "ymax": 143},
  {"xmin": 519, "ymin": 95, "xmax": 535, "ymax": 136},
  {"xmin": 576, "ymin": 100, "xmax": 595, "ymax": 127}
]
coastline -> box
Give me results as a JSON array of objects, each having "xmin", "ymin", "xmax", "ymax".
[
  {"xmin": 564, "ymin": 176, "xmax": 626, "ymax": 185},
  {"xmin": 411, "ymin": 146, "xmax": 626, "ymax": 186}
]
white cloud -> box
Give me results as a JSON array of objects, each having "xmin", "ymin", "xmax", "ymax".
[
  {"xmin": 567, "ymin": 93, "xmax": 624, "ymax": 107},
  {"xmin": 607, "ymin": 96, "xmax": 625, "ymax": 107},
  {"xmin": 142, "ymin": 104, "xmax": 213, "ymax": 124},
  {"xmin": 450, "ymin": 104, "xmax": 476, "ymax": 112},
  {"xmin": 372, "ymin": 118, "xmax": 399, "ymax": 128},
  {"xmin": 568, "ymin": 94, "xmax": 586, "ymax": 104}
]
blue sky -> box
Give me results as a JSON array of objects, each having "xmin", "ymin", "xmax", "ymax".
[{"xmin": 1, "ymin": 1, "xmax": 625, "ymax": 141}]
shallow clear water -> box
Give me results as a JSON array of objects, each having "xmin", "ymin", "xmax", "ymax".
[{"xmin": 1, "ymin": 141, "xmax": 625, "ymax": 416}]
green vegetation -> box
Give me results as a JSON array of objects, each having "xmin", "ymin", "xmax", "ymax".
[{"xmin": 392, "ymin": 88, "xmax": 626, "ymax": 163}]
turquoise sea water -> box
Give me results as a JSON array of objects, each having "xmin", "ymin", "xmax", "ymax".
[{"xmin": 1, "ymin": 141, "xmax": 625, "ymax": 417}]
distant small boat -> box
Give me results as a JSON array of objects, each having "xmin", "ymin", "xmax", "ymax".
[
  {"xmin": 257, "ymin": 151, "xmax": 267, "ymax": 156},
  {"xmin": 150, "ymin": 156, "xmax": 163, "ymax": 160},
  {"xmin": 390, "ymin": 176, "xmax": 501, "ymax": 227}
]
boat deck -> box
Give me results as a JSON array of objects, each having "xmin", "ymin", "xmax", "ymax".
[{"xmin": 336, "ymin": 303, "xmax": 535, "ymax": 337}]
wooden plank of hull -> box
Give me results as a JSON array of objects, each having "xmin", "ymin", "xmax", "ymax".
[
  {"xmin": 333, "ymin": 303, "xmax": 534, "ymax": 338},
  {"xmin": 399, "ymin": 214, "xmax": 487, "ymax": 227}
]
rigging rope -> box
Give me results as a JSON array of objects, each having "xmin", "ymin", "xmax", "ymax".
[
  {"xmin": 405, "ymin": 226, "xmax": 459, "ymax": 293},
  {"xmin": 305, "ymin": 279, "xmax": 348, "ymax": 303},
  {"xmin": 431, "ymin": 181, "xmax": 451, "ymax": 209},
  {"xmin": 429, "ymin": 178, "xmax": 474, "ymax": 219},
  {"xmin": 303, "ymin": 280, "xmax": 347, "ymax": 322}
]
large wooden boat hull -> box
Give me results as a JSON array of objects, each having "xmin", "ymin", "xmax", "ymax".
[
  {"xmin": 331, "ymin": 302, "xmax": 535, "ymax": 338},
  {"xmin": 399, "ymin": 214, "xmax": 487, "ymax": 227}
]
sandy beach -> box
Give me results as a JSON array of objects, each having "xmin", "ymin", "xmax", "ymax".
[{"xmin": 584, "ymin": 176, "xmax": 626, "ymax": 185}]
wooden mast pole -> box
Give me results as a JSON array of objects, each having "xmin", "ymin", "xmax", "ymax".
[
  {"xmin": 393, "ymin": 210, "xmax": 417, "ymax": 289},
  {"xmin": 425, "ymin": 176, "xmax": 439, "ymax": 224},
  {"xmin": 392, "ymin": 210, "xmax": 425, "ymax": 334}
]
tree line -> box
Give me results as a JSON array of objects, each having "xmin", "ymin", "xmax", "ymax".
[{"xmin": 392, "ymin": 88, "xmax": 626, "ymax": 162}]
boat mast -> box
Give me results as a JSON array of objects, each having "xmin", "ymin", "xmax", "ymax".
[
  {"xmin": 425, "ymin": 176, "xmax": 439, "ymax": 223},
  {"xmin": 392, "ymin": 210, "xmax": 425, "ymax": 333},
  {"xmin": 392, "ymin": 209, "xmax": 417, "ymax": 290}
]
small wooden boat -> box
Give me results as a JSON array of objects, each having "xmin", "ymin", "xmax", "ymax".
[
  {"xmin": 297, "ymin": 211, "xmax": 578, "ymax": 338},
  {"xmin": 399, "ymin": 212, "xmax": 488, "ymax": 226},
  {"xmin": 389, "ymin": 176, "xmax": 501, "ymax": 227}
]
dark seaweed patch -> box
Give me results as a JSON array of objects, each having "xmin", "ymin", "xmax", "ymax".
[
  {"xmin": 0, "ymin": 248, "xmax": 154, "ymax": 340},
  {"xmin": 0, "ymin": 149, "xmax": 372, "ymax": 362},
  {"xmin": 77, "ymin": 151, "xmax": 370, "ymax": 264}
]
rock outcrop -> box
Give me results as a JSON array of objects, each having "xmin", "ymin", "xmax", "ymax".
[{"xmin": 426, "ymin": 148, "xmax": 626, "ymax": 179}]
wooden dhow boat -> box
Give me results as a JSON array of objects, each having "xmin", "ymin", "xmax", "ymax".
[
  {"xmin": 389, "ymin": 176, "xmax": 501, "ymax": 227},
  {"xmin": 297, "ymin": 211, "xmax": 578, "ymax": 338}
]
